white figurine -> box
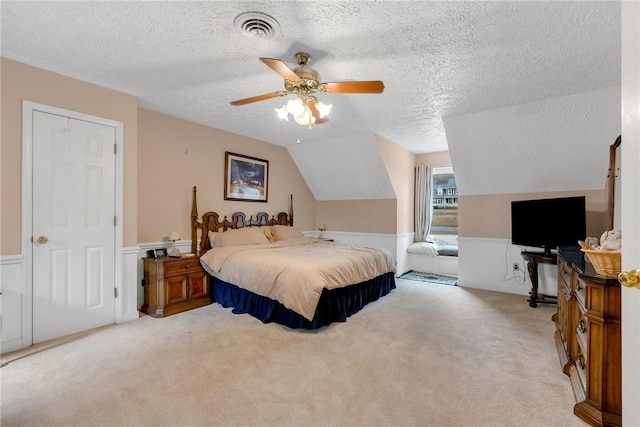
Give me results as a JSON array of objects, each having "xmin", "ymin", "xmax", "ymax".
[{"xmin": 599, "ymin": 229, "xmax": 622, "ymax": 251}]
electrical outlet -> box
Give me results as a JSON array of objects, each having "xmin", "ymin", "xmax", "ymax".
[{"xmin": 513, "ymin": 263, "xmax": 520, "ymax": 271}]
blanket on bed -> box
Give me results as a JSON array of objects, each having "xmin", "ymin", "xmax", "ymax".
[{"xmin": 199, "ymin": 237, "xmax": 396, "ymax": 321}]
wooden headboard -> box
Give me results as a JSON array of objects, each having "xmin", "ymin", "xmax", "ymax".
[{"xmin": 190, "ymin": 186, "xmax": 293, "ymax": 255}]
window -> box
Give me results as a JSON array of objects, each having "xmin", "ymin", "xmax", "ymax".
[{"xmin": 431, "ymin": 166, "xmax": 458, "ymax": 235}]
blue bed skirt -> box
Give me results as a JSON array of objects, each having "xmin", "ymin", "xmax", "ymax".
[{"xmin": 211, "ymin": 272, "xmax": 396, "ymax": 329}]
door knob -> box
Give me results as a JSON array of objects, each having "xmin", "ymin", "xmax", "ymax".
[
  {"xmin": 37, "ymin": 235, "xmax": 48, "ymax": 244},
  {"xmin": 618, "ymin": 269, "xmax": 640, "ymax": 289}
]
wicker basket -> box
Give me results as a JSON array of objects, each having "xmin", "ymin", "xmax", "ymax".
[{"xmin": 580, "ymin": 248, "xmax": 621, "ymax": 277}]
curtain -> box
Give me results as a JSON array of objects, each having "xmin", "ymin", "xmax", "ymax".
[{"xmin": 414, "ymin": 165, "xmax": 432, "ymax": 242}]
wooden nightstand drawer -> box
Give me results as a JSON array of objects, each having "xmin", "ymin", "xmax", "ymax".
[{"xmin": 163, "ymin": 259, "xmax": 202, "ymax": 276}]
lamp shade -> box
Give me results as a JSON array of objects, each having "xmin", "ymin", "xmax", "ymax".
[{"xmin": 169, "ymin": 231, "xmax": 180, "ymax": 241}]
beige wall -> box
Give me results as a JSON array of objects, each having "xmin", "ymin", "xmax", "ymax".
[
  {"xmin": 0, "ymin": 57, "xmax": 315, "ymax": 255},
  {"xmin": 416, "ymin": 151, "xmax": 451, "ymax": 167},
  {"xmin": 316, "ymin": 199, "xmax": 397, "ymax": 234},
  {"xmin": 459, "ymin": 189, "xmax": 607, "ymax": 239},
  {"xmin": 414, "ymin": 151, "xmax": 606, "ymax": 241},
  {"xmin": 0, "ymin": 58, "xmax": 139, "ymax": 254},
  {"xmin": 312, "ymin": 135, "xmax": 415, "ymax": 235},
  {"xmin": 377, "ymin": 135, "xmax": 416, "ymax": 233},
  {"xmin": 137, "ymin": 109, "xmax": 316, "ymax": 242},
  {"xmin": 9, "ymin": 58, "xmax": 600, "ymax": 248}
]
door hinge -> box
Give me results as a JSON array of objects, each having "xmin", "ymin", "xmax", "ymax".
[
  {"xmin": 114, "ymin": 288, "xmax": 118, "ymax": 298},
  {"xmin": 114, "ymin": 143, "xmax": 117, "ymax": 155},
  {"xmin": 114, "ymin": 216, "xmax": 117, "ymax": 226}
]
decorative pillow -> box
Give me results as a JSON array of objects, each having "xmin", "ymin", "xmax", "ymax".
[
  {"xmin": 261, "ymin": 226, "xmax": 275, "ymax": 243},
  {"xmin": 213, "ymin": 227, "xmax": 271, "ymax": 247},
  {"xmin": 272, "ymin": 225, "xmax": 304, "ymax": 241}
]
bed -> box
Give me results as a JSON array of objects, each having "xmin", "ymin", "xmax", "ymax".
[
  {"xmin": 189, "ymin": 187, "xmax": 396, "ymax": 329},
  {"xmin": 406, "ymin": 238, "xmax": 459, "ymax": 278}
]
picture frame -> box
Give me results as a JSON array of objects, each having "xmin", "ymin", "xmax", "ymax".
[
  {"xmin": 146, "ymin": 248, "xmax": 168, "ymax": 258},
  {"xmin": 224, "ymin": 151, "xmax": 269, "ymax": 202},
  {"xmin": 155, "ymin": 248, "xmax": 168, "ymax": 258}
]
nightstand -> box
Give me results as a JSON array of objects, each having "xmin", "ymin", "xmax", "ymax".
[{"xmin": 142, "ymin": 256, "xmax": 211, "ymax": 317}]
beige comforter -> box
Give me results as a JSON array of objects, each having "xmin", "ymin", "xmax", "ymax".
[{"xmin": 199, "ymin": 237, "xmax": 396, "ymax": 321}]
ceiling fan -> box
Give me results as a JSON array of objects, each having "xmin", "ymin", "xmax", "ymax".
[{"xmin": 229, "ymin": 52, "xmax": 385, "ymax": 126}]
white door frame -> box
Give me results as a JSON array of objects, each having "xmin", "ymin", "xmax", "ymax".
[{"xmin": 21, "ymin": 100, "xmax": 124, "ymax": 347}]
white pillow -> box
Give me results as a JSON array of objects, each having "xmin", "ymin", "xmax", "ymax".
[
  {"xmin": 272, "ymin": 225, "xmax": 304, "ymax": 241},
  {"xmin": 407, "ymin": 241, "xmax": 439, "ymax": 256},
  {"xmin": 213, "ymin": 227, "xmax": 271, "ymax": 247},
  {"xmin": 208, "ymin": 231, "xmax": 219, "ymax": 248}
]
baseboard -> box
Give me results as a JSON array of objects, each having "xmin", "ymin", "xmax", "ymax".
[
  {"xmin": 1, "ymin": 338, "xmax": 24, "ymax": 355},
  {"xmin": 457, "ymin": 279, "xmax": 530, "ymax": 296}
]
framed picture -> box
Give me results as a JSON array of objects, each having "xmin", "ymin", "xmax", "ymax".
[
  {"xmin": 224, "ymin": 151, "xmax": 269, "ymax": 202},
  {"xmin": 146, "ymin": 248, "xmax": 168, "ymax": 258},
  {"xmin": 155, "ymin": 248, "xmax": 168, "ymax": 258}
]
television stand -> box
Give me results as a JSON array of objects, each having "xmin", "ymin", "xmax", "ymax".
[{"xmin": 521, "ymin": 251, "xmax": 558, "ymax": 307}]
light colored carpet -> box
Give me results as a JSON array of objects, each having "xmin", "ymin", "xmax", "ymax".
[{"xmin": 1, "ymin": 279, "xmax": 585, "ymax": 427}]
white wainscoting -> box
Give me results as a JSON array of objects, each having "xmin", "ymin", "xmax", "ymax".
[
  {"xmin": 395, "ymin": 232, "xmax": 415, "ymax": 275},
  {"xmin": 406, "ymin": 253, "xmax": 459, "ymax": 278},
  {"xmin": 0, "ymin": 247, "xmax": 141, "ymax": 354},
  {"xmin": 121, "ymin": 246, "xmax": 141, "ymax": 322},
  {"xmin": 0, "ymin": 255, "xmax": 25, "ymax": 353},
  {"xmin": 457, "ymin": 237, "xmax": 558, "ymax": 296}
]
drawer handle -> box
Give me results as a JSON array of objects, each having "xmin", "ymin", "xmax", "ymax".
[{"xmin": 183, "ymin": 264, "xmax": 191, "ymax": 269}]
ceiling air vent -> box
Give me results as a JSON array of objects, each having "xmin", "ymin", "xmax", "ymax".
[{"xmin": 234, "ymin": 12, "xmax": 280, "ymax": 40}]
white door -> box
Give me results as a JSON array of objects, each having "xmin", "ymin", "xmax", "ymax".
[
  {"xmin": 622, "ymin": 2, "xmax": 640, "ymax": 424},
  {"xmin": 32, "ymin": 111, "xmax": 116, "ymax": 343}
]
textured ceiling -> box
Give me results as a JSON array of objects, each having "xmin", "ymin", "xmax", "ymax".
[{"xmin": 1, "ymin": 1, "xmax": 620, "ymax": 154}]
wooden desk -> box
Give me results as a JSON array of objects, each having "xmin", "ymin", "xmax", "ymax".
[{"xmin": 521, "ymin": 251, "xmax": 558, "ymax": 307}]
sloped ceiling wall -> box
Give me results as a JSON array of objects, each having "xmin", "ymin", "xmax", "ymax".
[
  {"xmin": 288, "ymin": 132, "xmax": 396, "ymax": 201},
  {"xmin": 444, "ymin": 87, "xmax": 620, "ymax": 196}
]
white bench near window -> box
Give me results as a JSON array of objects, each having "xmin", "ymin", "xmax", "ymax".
[{"xmin": 406, "ymin": 237, "xmax": 458, "ymax": 278}]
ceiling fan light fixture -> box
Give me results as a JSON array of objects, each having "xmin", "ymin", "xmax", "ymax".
[
  {"xmin": 315, "ymin": 101, "xmax": 332, "ymax": 118},
  {"xmin": 293, "ymin": 108, "xmax": 315, "ymax": 126},
  {"xmin": 286, "ymin": 97, "xmax": 306, "ymax": 116},
  {"xmin": 275, "ymin": 105, "xmax": 289, "ymax": 120}
]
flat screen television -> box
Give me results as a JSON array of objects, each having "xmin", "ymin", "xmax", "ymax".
[{"xmin": 511, "ymin": 196, "xmax": 586, "ymax": 256}]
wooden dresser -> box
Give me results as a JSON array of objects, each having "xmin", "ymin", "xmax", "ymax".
[
  {"xmin": 142, "ymin": 256, "xmax": 211, "ymax": 317},
  {"xmin": 555, "ymin": 248, "xmax": 621, "ymax": 427}
]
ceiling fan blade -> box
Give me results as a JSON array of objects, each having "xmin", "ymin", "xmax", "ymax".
[
  {"xmin": 259, "ymin": 57, "xmax": 301, "ymax": 82},
  {"xmin": 230, "ymin": 91, "xmax": 288, "ymax": 106},
  {"xmin": 307, "ymin": 99, "xmax": 329, "ymax": 124},
  {"xmin": 321, "ymin": 80, "xmax": 385, "ymax": 94}
]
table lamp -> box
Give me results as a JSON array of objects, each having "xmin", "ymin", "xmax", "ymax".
[{"xmin": 168, "ymin": 231, "xmax": 181, "ymax": 257}]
